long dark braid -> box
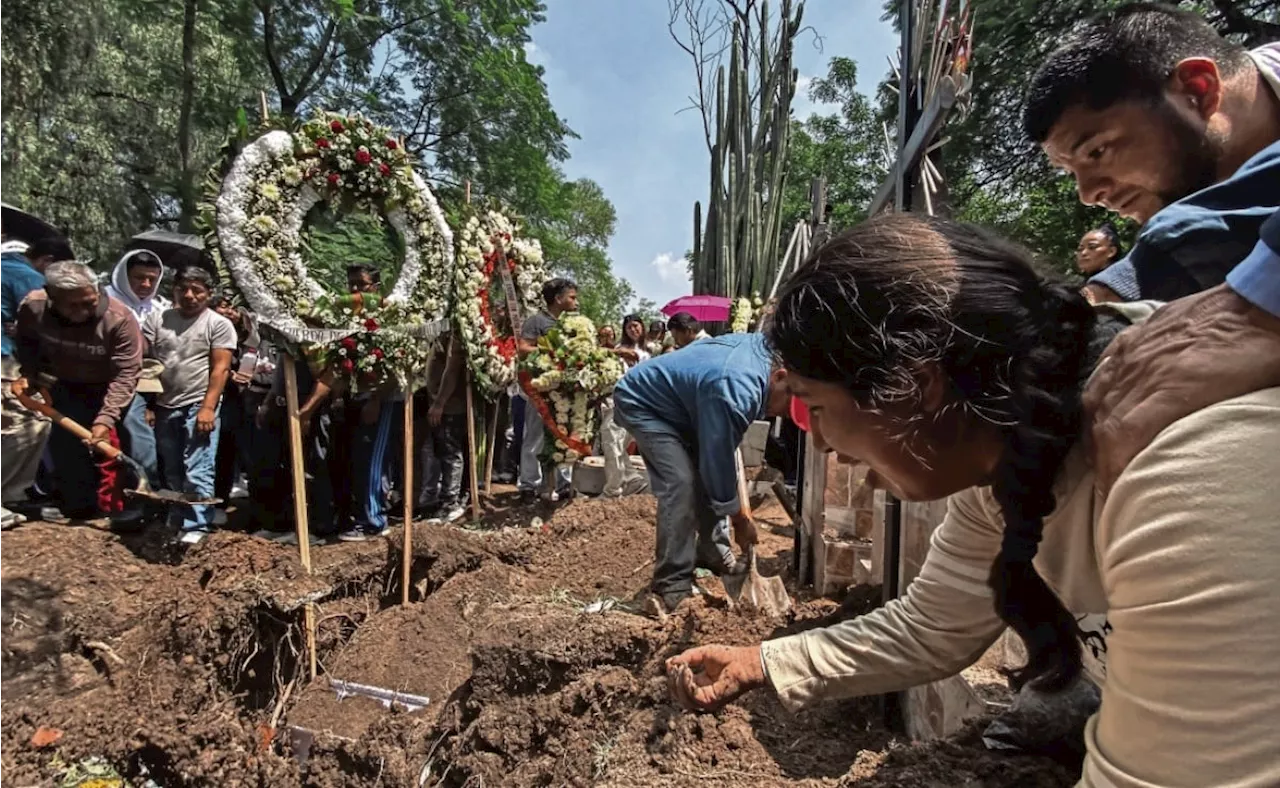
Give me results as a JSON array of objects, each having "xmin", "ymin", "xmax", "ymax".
[{"xmin": 768, "ymin": 212, "xmax": 1119, "ymax": 692}]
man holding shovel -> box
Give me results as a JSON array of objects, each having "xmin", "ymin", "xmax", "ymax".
[
  {"xmin": 613, "ymin": 331, "xmax": 792, "ymax": 617},
  {"xmin": 13, "ymin": 261, "xmax": 142, "ymax": 522}
]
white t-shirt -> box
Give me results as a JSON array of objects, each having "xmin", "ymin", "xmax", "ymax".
[{"xmin": 144, "ymin": 308, "xmax": 237, "ymax": 409}]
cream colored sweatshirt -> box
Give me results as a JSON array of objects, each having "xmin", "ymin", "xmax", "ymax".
[{"xmin": 762, "ymin": 388, "xmax": 1280, "ymax": 788}]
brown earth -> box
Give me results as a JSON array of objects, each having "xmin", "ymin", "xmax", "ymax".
[{"xmin": 1, "ymin": 490, "xmax": 1075, "ymax": 787}]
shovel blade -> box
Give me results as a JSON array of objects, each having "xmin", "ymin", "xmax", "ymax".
[{"xmin": 740, "ymin": 570, "xmax": 792, "ymax": 617}]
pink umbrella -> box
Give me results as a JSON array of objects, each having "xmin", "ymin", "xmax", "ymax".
[{"xmin": 660, "ymin": 294, "xmax": 732, "ymax": 322}]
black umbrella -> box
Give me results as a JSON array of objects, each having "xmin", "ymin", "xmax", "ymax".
[
  {"xmin": 1, "ymin": 203, "xmax": 61, "ymax": 247},
  {"xmin": 125, "ymin": 229, "xmax": 207, "ymax": 272}
]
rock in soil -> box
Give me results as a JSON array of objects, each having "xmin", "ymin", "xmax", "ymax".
[{"xmin": 1, "ymin": 491, "xmax": 1075, "ymax": 786}]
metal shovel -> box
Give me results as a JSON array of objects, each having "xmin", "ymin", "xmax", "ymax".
[
  {"xmin": 14, "ymin": 385, "xmax": 221, "ymax": 507},
  {"xmin": 722, "ymin": 449, "xmax": 791, "ymax": 616}
]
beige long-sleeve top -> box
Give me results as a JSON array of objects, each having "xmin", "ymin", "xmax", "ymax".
[{"xmin": 762, "ymin": 388, "xmax": 1280, "ymax": 788}]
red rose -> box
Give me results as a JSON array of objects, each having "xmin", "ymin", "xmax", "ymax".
[
  {"xmin": 341, "ymin": 337, "xmax": 357, "ymax": 351},
  {"xmin": 315, "ymin": 138, "xmax": 330, "ymax": 149},
  {"xmin": 342, "ymin": 359, "xmax": 355, "ymax": 373},
  {"xmin": 378, "ymin": 163, "xmax": 391, "ymax": 176},
  {"xmin": 364, "ymin": 318, "xmax": 379, "ymax": 332},
  {"xmin": 385, "ymin": 138, "xmax": 398, "ymax": 150},
  {"xmin": 330, "ymin": 120, "xmax": 344, "ymax": 133},
  {"xmin": 372, "ymin": 348, "xmax": 385, "ymax": 359},
  {"xmin": 327, "ymin": 173, "xmax": 341, "ymax": 185},
  {"xmin": 355, "ymin": 150, "xmax": 372, "ymax": 165}
]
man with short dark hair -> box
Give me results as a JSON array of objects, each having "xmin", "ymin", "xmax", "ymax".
[
  {"xmin": 515, "ymin": 276, "xmax": 578, "ymax": 502},
  {"xmin": 14, "ymin": 262, "xmax": 142, "ymax": 521},
  {"xmin": 144, "ymin": 266, "xmax": 236, "ymax": 542},
  {"xmin": 1026, "ymin": 3, "xmax": 1280, "ymax": 302},
  {"xmin": 666, "ymin": 312, "xmax": 707, "ymax": 350}
]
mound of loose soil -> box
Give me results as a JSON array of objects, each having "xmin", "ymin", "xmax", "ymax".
[{"xmin": 1, "ymin": 492, "xmax": 1074, "ymax": 787}]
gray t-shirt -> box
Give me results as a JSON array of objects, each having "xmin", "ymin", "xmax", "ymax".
[
  {"xmin": 519, "ymin": 310, "xmax": 557, "ymax": 341},
  {"xmin": 144, "ymin": 308, "xmax": 237, "ymax": 409}
]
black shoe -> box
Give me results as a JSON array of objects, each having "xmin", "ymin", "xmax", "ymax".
[{"xmin": 518, "ymin": 490, "xmax": 538, "ymax": 505}]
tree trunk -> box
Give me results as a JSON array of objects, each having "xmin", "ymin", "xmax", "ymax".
[{"xmin": 176, "ymin": 0, "xmax": 199, "ymax": 232}]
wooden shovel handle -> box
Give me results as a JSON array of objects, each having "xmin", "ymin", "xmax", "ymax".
[
  {"xmin": 734, "ymin": 448, "xmax": 752, "ymax": 519},
  {"xmin": 14, "ymin": 387, "xmax": 124, "ymax": 461}
]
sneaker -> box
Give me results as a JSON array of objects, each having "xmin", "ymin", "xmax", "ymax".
[
  {"xmin": 229, "ymin": 481, "xmax": 250, "ymax": 499},
  {"xmin": 517, "ymin": 490, "xmax": 538, "ymax": 505},
  {"xmin": 1, "ymin": 507, "xmax": 26, "ymax": 530},
  {"xmin": 441, "ymin": 505, "xmax": 466, "ymax": 524},
  {"xmin": 423, "ymin": 508, "xmax": 445, "ymax": 525},
  {"xmin": 39, "ymin": 506, "xmax": 71, "ymax": 524},
  {"xmin": 337, "ymin": 525, "xmax": 386, "ymax": 542}
]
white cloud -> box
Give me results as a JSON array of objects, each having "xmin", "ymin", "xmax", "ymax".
[
  {"xmin": 524, "ymin": 41, "xmax": 546, "ymax": 65},
  {"xmin": 650, "ymin": 252, "xmax": 690, "ymax": 285}
]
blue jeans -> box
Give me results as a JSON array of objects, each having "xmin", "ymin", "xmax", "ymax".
[
  {"xmin": 517, "ymin": 393, "xmax": 572, "ymax": 494},
  {"xmin": 618, "ymin": 419, "xmax": 733, "ymax": 595},
  {"xmin": 156, "ymin": 403, "xmax": 221, "ymax": 530},
  {"xmin": 349, "ymin": 400, "xmax": 395, "ymax": 530},
  {"xmin": 119, "ymin": 395, "xmax": 158, "ymax": 487}
]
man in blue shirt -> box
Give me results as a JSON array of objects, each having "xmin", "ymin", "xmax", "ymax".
[
  {"xmin": 613, "ymin": 332, "xmax": 793, "ymax": 616},
  {"xmin": 2, "ymin": 236, "xmax": 73, "ymax": 512},
  {"xmin": 1025, "ymin": 6, "xmax": 1280, "ymax": 302}
]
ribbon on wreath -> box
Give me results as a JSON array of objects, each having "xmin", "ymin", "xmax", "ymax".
[{"xmin": 518, "ymin": 370, "xmax": 593, "ymax": 457}]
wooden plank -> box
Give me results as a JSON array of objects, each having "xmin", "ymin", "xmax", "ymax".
[
  {"xmin": 868, "ymin": 76, "xmax": 958, "ymax": 215},
  {"xmin": 281, "ymin": 354, "xmax": 317, "ymax": 680}
]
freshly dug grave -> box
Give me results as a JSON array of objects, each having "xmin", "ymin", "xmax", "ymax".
[{"xmin": 1, "ymin": 493, "xmax": 1075, "ymax": 787}]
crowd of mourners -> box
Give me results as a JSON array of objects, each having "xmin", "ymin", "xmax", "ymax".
[{"xmin": 0, "ymin": 236, "xmax": 720, "ymax": 545}]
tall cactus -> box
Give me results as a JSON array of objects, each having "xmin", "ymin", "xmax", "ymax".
[{"xmin": 691, "ymin": 0, "xmax": 802, "ymax": 299}]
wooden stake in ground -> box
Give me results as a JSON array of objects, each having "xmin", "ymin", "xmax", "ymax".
[
  {"xmin": 401, "ymin": 390, "xmax": 414, "ymax": 606},
  {"xmin": 483, "ymin": 398, "xmax": 499, "ymax": 494},
  {"xmin": 464, "ymin": 369, "xmax": 482, "ymax": 522},
  {"xmin": 282, "ymin": 353, "xmax": 318, "ymax": 680}
]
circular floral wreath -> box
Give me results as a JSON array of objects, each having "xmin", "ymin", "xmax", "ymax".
[
  {"xmin": 453, "ymin": 209, "xmax": 548, "ymax": 395},
  {"xmin": 209, "ymin": 111, "xmax": 454, "ymax": 386},
  {"xmin": 519, "ymin": 313, "xmax": 625, "ymax": 464}
]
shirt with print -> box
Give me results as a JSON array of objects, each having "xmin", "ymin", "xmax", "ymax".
[
  {"xmin": 1089, "ymin": 43, "xmax": 1280, "ymax": 301},
  {"xmin": 143, "ymin": 308, "xmax": 237, "ymax": 409}
]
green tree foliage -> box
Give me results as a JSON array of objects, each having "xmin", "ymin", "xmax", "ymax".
[
  {"xmin": 875, "ymin": 0, "xmax": 1277, "ymax": 272},
  {"xmin": 1, "ymin": 0, "xmax": 635, "ymax": 315},
  {"xmin": 782, "ymin": 57, "xmax": 886, "ymax": 232}
]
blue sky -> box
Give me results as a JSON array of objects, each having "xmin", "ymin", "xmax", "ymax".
[{"xmin": 528, "ymin": 1, "xmax": 897, "ymax": 310}]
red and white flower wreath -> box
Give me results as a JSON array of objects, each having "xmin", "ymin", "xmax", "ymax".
[{"xmin": 453, "ymin": 209, "xmax": 548, "ymax": 395}]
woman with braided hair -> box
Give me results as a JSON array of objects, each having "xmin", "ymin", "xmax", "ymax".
[{"xmin": 665, "ymin": 213, "xmax": 1280, "ymax": 787}]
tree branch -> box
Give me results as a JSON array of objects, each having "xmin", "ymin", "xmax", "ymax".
[{"xmin": 257, "ymin": 1, "xmax": 290, "ymax": 102}]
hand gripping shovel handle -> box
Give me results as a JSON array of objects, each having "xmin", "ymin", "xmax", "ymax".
[{"xmin": 14, "ymin": 386, "xmax": 151, "ymax": 488}]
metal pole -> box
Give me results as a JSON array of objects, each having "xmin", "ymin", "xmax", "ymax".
[{"xmin": 880, "ymin": 0, "xmax": 920, "ymax": 734}]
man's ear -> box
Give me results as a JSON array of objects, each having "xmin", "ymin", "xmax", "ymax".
[{"xmin": 1170, "ymin": 57, "xmax": 1223, "ymax": 119}]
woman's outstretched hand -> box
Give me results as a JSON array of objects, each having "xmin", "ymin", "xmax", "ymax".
[{"xmin": 665, "ymin": 644, "xmax": 767, "ymax": 712}]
